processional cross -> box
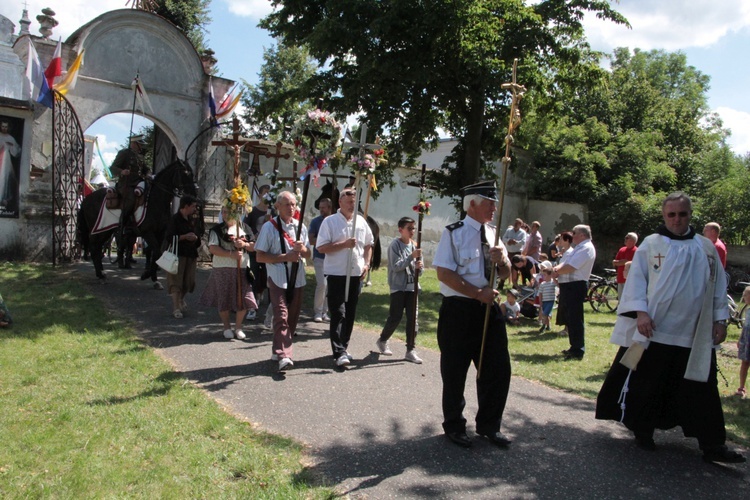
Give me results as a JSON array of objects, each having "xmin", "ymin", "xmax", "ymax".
[{"xmin": 340, "ymin": 124, "xmax": 382, "ymax": 299}]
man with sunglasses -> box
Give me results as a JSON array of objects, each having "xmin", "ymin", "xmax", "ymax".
[
  {"xmin": 596, "ymin": 191, "xmax": 745, "ymax": 464},
  {"xmin": 316, "ymin": 187, "xmax": 374, "ymax": 368}
]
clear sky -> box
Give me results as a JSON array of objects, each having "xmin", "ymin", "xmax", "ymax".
[{"xmin": 5, "ymin": 0, "xmax": 750, "ymax": 176}]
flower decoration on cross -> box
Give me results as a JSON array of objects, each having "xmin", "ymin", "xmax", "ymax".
[
  {"xmin": 348, "ymin": 148, "xmax": 386, "ymax": 175},
  {"xmin": 412, "ymin": 193, "xmax": 431, "ymax": 216},
  {"xmin": 223, "ymin": 182, "xmax": 252, "ymax": 220},
  {"xmin": 290, "ymin": 109, "xmax": 342, "ymax": 187}
]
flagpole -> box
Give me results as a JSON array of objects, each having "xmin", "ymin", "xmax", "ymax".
[{"xmin": 129, "ymin": 70, "xmax": 139, "ymax": 139}]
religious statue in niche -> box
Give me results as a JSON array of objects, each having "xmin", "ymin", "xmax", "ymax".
[{"xmin": 0, "ymin": 116, "xmax": 23, "ymax": 218}]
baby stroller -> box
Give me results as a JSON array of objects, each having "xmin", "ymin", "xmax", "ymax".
[{"xmin": 516, "ymin": 286, "xmax": 538, "ymax": 319}]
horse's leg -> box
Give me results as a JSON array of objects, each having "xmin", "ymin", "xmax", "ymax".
[{"xmin": 90, "ymin": 238, "xmax": 105, "ymax": 280}]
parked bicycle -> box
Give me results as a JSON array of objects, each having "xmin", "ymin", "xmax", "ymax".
[
  {"xmin": 586, "ymin": 268, "xmax": 619, "ymax": 313},
  {"xmin": 728, "ymin": 280, "xmax": 750, "ymax": 328}
]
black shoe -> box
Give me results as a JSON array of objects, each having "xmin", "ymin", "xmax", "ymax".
[
  {"xmin": 634, "ymin": 434, "xmax": 656, "ymax": 451},
  {"xmin": 445, "ymin": 431, "xmax": 472, "ymax": 448},
  {"xmin": 702, "ymin": 445, "xmax": 746, "ymax": 464},
  {"xmin": 127, "ymin": 257, "xmax": 137, "ymax": 264},
  {"xmin": 478, "ymin": 431, "xmax": 512, "ymax": 448},
  {"xmin": 563, "ymin": 349, "xmax": 584, "ymax": 360},
  {"xmin": 118, "ymin": 262, "xmax": 133, "ymax": 270}
]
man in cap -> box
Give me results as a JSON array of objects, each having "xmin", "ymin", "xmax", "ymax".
[
  {"xmin": 433, "ymin": 180, "xmax": 513, "ymax": 449},
  {"xmin": 110, "ymin": 134, "xmax": 150, "ymax": 268}
]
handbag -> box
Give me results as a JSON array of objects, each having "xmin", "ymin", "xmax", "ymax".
[{"xmin": 156, "ymin": 235, "xmax": 180, "ymax": 274}]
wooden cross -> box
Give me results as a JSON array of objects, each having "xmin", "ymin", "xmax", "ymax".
[
  {"xmin": 654, "ymin": 253, "xmax": 665, "ymax": 266},
  {"xmin": 211, "ymin": 116, "xmax": 250, "ymax": 188}
]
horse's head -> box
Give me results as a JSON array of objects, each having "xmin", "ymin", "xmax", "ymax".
[
  {"xmin": 315, "ymin": 179, "xmax": 339, "ymax": 210},
  {"xmin": 155, "ymin": 159, "xmax": 198, "ymax": 198}
]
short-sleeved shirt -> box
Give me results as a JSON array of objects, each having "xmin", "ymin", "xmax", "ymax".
[
  {"xmin": 208, "ymin": 223, "xmax": 251, "ymax": 269},
  {"xmin": 317, "ymin": 210, "xmax": 374, "ymax": 276},
  {"xmin": 308, "ymin": 214, "xmax": 326, "ymax": 260},
  {"xmin": 433, "ymin": 216, "xmax": 508, "ymax": 298},
  {"xmin": 558, "ymin": 239, "xmax": 596, "ymax": 283},
  {"xmin": 502, "ymin": 226, "xmax": 527, "ymax": 253},
  {"xmin": 255, "ymin": 217, "xmax": 308, "ymax": 289},
  {"xmin": 614, "ymin": 245, "xmax": 638, "ymax": 284}
]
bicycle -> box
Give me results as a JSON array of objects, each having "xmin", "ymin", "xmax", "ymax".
[
  {"xmin": 587, "ymin": 268, "xmax": 619, "ymax": 313},
  {"xmin": 728, "ymin": 280, "xmax": 750, "ymax": 328}
]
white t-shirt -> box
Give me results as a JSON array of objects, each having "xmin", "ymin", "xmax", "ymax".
[
  {"xmin": 502, "ymin": 300, "xmax": 521, "ymax": 318},
  {"xmin": 255, "ymin": 217, "xmax": 308, "ymax": 288},
  {"xmin": 208, "ymin": 223, "xmax": 250, "ymax": 269},
  {"xmin": 317, "ymin": 210, "xmax": 374, "ymax": 276}
]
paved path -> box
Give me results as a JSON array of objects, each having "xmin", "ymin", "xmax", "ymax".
[{"xmin": 82, "ymin": 262, "xmax": 749, "ymax": 498}]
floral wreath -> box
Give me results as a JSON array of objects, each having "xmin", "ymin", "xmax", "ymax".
[
  {"xmin": 262, "ymin": 174, "xmax": 288, "ymax": 206},
  {"xmin": 412, "ymin": 193, "xmax": 431, "ymax": 216},
  {"xmin": 347, "ymin": 148, "xmax": 386, "ymax": 175},
  {"xmin": 223, "ymin": 182, "xmax": 252, "ymax": 220},
  {"xmin": 291, "ymin": 109, "xmax": 342, "ymax": 187}
]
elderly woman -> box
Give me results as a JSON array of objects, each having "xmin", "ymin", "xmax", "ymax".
[
  {"xmin": 200, "ymin": 206, "xmax": 257, "ymax": 340},
  {"xmin": 164, "ymin": 195, "xmax": 202, "ymax": 319}
]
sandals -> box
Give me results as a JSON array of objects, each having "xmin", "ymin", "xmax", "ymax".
[
  {"xmin": 173, "ymin": 309, "xmax": 183, "ymax": 319},
  {"xmin": 736, "ymin": 387, "xmax": 747, "ymax": 398}
]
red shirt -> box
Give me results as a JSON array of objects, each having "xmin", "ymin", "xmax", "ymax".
[
  {"xmin": 714, "ymin": 239, "xmax": 727, "ymax": 268},
  {"xmin": 615, "ymin": 245, "xmax": 637, "ymax": 284}
]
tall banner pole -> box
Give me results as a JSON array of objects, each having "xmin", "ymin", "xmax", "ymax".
[
  {"xmin": 344, "ymin": 124, "xmax": 368, "ymax": 300},
  {"xmin": 406, "ymin": 163, "xmax": 427, "ymax": 348},
  {"xmin": 477, "ymin": 59, "xmax": 526, "ymax": 380}
]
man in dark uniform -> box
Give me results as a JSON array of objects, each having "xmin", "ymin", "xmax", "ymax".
[
  {"xmin": 110, "ymin": 134, "xmax": 149, "ymax": 268},
  {"xmin": 433, "ymin": 180, "xmax": 513, "ymax": 449}
]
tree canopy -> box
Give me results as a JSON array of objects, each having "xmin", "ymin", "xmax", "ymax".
[
  {"xmin": 260, "ymin": 0, "xmax": 629, "ymax": 200},
  {"xmin": 520, "ymin": 48, "xmax": 730, "ymax": 239},
  {"xmin": 153, "ymin": 0, "xmax": 212, "ymax": 54}
]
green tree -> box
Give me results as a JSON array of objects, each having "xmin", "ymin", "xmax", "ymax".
[
  {"xmin": 241, "ymin": 44, "xmax": 318, "ymax": 140},
  {"xmin": 153, "ymin": 0, "xmax": 212, "ymax": 53},
  {"xmin": 522, "ymin": 48, "xmax": 730, "ymax": 238},
  {"xmin": 260, "ymin": 0, "xmax": 628, "ymax": 201}
]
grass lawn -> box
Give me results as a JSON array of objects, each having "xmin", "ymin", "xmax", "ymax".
[
  {"xmin": 352, "ymin": 266, "xmax": 750, "ymax": 447},
  {"xmin": 0, "ymin": 262, "xmax": 334, "ymax": 499}
]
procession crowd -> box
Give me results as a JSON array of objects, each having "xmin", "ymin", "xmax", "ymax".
[{"xmin": 121, "ymin": 176, "xmax": 748, "ymax": 464}]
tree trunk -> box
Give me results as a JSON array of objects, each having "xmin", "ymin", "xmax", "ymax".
[{"xmin": 463, "ymin": 95, "xmax": 486, "ymax": 186}]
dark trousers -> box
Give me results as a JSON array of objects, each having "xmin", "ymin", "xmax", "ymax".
[
  {"xmin": 437, "ymin": 296, "xmax": 511, "ymax": 435},
  {"xmin": 379, "ymin": 290, "xmax": 417, "ymax": 351},
  {"xmin": 327, "ymin": 275, "xmax": 362, "ymax": 358},
  {"xmin": 559, "ymin": 280, "xmax": 587, "ymax": 353}
]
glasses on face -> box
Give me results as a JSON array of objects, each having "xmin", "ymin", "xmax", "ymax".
[
  {"xmin": 666, "ymin": 211, "xmax": 689, "ymax": 218},
  {"xmin": 342, "ymin": 191, "xmax": 356, "ymax": 197}
]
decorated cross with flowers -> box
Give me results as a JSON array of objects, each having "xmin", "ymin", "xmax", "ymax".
[{"xmin": 290, "ymin": 108, "xmax": 341, "ymax": 188}]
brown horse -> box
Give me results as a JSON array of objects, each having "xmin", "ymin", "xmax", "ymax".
[{"xmin": 314, "ymin": 178, "xmax": 381, "ymax": 270}]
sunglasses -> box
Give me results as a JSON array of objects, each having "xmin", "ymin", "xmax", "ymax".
[{"xmin": 666, "ymin": 211, "xmax": 689, "ymax": 218}]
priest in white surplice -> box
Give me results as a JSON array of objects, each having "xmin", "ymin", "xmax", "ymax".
[{"xmin": 596, "ymin": 192, "xmax": 745, "ymax": 464}]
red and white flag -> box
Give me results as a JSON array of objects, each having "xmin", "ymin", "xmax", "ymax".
[{"xmin": 44, "ymin": 38, "xmax": 62, "ymax": 89}]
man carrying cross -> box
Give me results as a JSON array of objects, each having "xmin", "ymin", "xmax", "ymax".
[
  {"xmin": 596, "ymin": 191, "xmax": 745, "ymax": 464},
  {"xmin": 254, "ymin": 190, "xmax": 311, "ymax": 372}
]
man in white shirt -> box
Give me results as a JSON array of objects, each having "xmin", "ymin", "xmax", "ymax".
[
  {"xmin": 316, "ymin": 187, "xmax": 374, "ymax": 368},
  {"xmin": 595, "ymin": 192, "xmax": 744, "ymax": 464},
  {"xmin": 552, "ymin": 224, "xmax": 596, "ymax": 360},
  {"xmin": 502, "ymin": 218, "xmax": 526, "ymax": 287},
  {"xmin": 255, "ymin": 191, "xmax": 311, "ymax": 372}
]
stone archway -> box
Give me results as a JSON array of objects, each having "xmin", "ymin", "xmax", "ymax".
[{"xmin": 64, "ymin": 8, "xmax": 232, "ymax": 164}]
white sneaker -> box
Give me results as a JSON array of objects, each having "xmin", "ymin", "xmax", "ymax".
[
  {"xmin": 345, "ymin": 351, "xmax": 354, "ymax": 361},
  {"xmin": 405, "ymin": 350, "xmax": 423, "ymax": 364},
  {"xmin": 245, "ymin": 310, "xmax": 257, "ymax": 320},
  {"xmin": 234, "ymin": 329, "xmax": 246, "ymax": 340},
  {"xmin": 264, "ymin": 315, "xmax": 273, "ymax": 329},
  {"xmin": 322, "ymin": 313, "xmax": 330, "ymax": 321},
  {"xmin": 314, "ymin": 315, "xmax": 323, "ymax": 323},
  {"xmin": 336, "ymin": 354, "xmax": 350, "ymax": 367},
  {"xmin": 223, "ymin": 329, "xmax": 234, "ymax": 339},
  {"xmin": 376, "ymin": 339, "xmax": 393, "ymax": 355},
  {"xmin": 271, "ymin": 353, "xmax": 279, "ymax": 361},
  {"xmin": 278, "ymin": 358, "xmax": 294, "ymax": 371}
]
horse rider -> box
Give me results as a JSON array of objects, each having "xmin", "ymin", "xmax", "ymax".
[{"xmin": 109, "ymin": 134, "xmax": 150, "ymax": 267}]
